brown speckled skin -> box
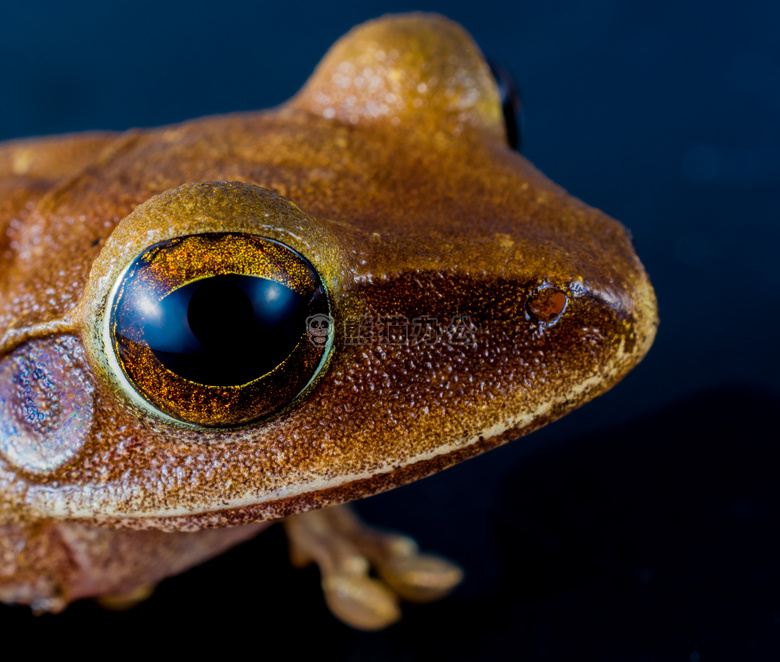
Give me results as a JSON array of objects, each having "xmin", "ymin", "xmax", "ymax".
[{"xmin": 0, "ymin": 14, "xmax": 657, "ymax": 606}]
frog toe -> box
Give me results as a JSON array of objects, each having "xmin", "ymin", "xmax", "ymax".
[
  {"xmin": 95, "ymin": 583, "xmax": 155, "ymax": 610},
  {"xmin": 375, "ymin": 552, "xmax": 463, "ymax": 603},
  {"xmin": 322, "ymin": 573, "xmax": 401, "ymax": 631}
]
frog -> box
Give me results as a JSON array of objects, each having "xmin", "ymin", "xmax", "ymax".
[{"xmin": 0, "ymin": 13, "xmax": 657, "ymax": 630}]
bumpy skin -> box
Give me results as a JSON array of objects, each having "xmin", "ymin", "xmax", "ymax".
[{"xmin": 0, "ymin": 14, "xmax": 657, "ymax": 606}]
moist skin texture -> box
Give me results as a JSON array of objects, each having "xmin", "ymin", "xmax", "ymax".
[{"xmin": 0, "ymin": 14, "xmax": 657, "ymax": 609}]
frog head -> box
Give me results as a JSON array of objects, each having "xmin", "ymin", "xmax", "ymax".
[{"xmin": 0, "ymin": 14, "xmax": 657, "ymax": 529}]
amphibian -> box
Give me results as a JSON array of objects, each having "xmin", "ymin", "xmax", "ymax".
[{"xmin": 0, "ymin": 13, "xmax": 657, "ymax": 629}]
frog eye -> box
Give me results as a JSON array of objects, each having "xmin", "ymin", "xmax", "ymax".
[
  {"xmin": 106, "ymin": 233, "xmax": 332, "ymax": 427},
  {"xmin": 486, "ymin": 55, "xmax": 525, "ymax": 151},
  {"xmin": 526, "ymin": 286, "xmax": 568, "ymax": 325}
]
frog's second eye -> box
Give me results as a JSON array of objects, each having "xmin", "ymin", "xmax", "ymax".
[
  {"xmin": 486, "ymin": 56, "xmax": 525, "ymax": 152},
  {"xmin": 107, "ymin": 233, "xmax": 332, "ymax": 427}
]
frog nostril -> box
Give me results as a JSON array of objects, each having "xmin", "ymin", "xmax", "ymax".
[{"xmin": 526, "ymin": 286, "xmax": 568, "ymax": 325}]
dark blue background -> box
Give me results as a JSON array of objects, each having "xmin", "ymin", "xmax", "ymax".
[{"xmin": 2, "ymin": 1, "xmax": 778, "ymax": 660}]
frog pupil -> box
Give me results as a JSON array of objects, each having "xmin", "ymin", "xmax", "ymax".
[
  {"xmin": 118, "ymin": 274, "xmax": 312, "ymax": 386},
  {"xmin": 188, "ymin": 277, "xmax": 257, "ymax": 346}
]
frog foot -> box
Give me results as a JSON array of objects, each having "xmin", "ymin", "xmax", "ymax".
[{"xmin": 283, "ymin": 504, "xmax": 463, "ymax": 630}]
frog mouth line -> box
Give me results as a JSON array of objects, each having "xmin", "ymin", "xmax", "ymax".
[{"xmin": 23, "ymin": 337, "xmax": 638, "ymax": 523}]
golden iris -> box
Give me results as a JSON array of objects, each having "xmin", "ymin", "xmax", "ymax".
[{"xmin": 109, "ymin": 233, "xmax": 331, "ymax": 427}]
